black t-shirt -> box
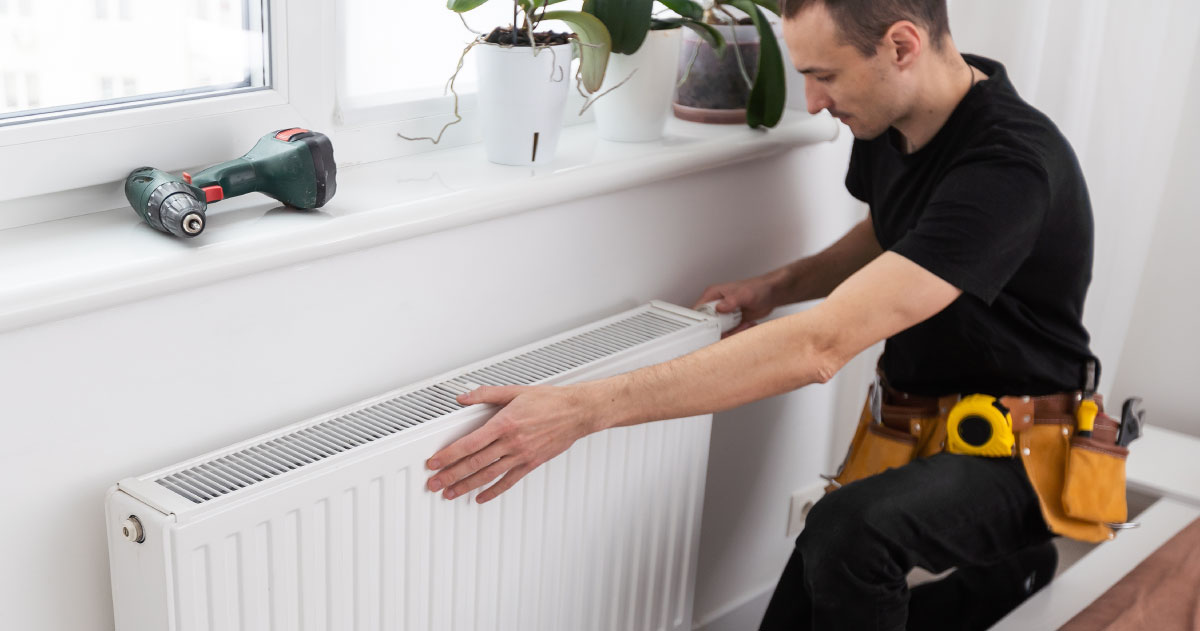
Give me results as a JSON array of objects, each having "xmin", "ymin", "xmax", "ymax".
[{"xmin": 846, "ymin": 54, "xmax": 1097, "ymax": 396}]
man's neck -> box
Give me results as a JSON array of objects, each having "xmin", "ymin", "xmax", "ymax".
[{"xmin": 893, "ymin": 48, "xmax": 980, "ymax": 153}]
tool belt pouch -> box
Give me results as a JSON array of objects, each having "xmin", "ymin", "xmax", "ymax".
[
  {"xmin": 830, "ymin": 393, "xmax": 918, "ymax": 489},
  {"xmin": 1061, "ymin": 432, "xmax": 1129, "ymax": 524}
]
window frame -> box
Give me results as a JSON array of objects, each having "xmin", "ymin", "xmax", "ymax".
[
  {"xmin": 0, "ymin": 0, "xmax": 334, "ymax": 204},
  {"xmin": 0, "ymin": 0, "xmax": 590, "ymax": 219}
]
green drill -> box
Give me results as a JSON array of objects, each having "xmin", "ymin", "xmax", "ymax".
[{"xmin": 124, "ymin": 128, "xmax": 336, "ymax": 238}]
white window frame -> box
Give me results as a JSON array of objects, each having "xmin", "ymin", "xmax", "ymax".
[
  {"xmin": 0, "ymin": 0, "xmax": 590, "ymax": 223},
  {"xmin": 0, "ymin": 0, "xmax": 334, "ymax": 205}
]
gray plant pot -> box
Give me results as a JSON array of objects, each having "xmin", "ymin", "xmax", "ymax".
[{"xmin": 673, "ymin": 23, "xmax": 760, "ymax": 125}]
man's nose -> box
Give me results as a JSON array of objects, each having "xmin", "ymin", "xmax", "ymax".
[{"xmin": 805, "ymin": 77, "xmax": 831, "ymax": 115}]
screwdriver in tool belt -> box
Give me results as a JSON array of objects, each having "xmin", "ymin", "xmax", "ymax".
[
  {"xmin": 1076, "ymin": 359, "xmax": 1099, "ymax": 438},
  {"xmin": 1075, "ymin": 399, "xmax": 1098, "ymax": 438}
]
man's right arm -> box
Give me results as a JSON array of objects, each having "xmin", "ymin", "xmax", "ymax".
[{"xmin": 697, "ymin": 217, "xmax": 882, "ymax": 332}]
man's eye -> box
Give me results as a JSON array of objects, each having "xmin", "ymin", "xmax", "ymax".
[{"xmin": 816, "ymin": 75, "xmax": 835, "ymax": 83}]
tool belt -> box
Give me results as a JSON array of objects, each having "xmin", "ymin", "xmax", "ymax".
[{"xmin": 826, "ymin": 376, "xmax": 1132, "ymax": 543}]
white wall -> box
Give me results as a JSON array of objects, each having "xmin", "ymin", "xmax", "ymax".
[
  {"xmin": 692, "ymin": 130, "xmax": 865, "ymax": 628},
  {"xmin": 949, "ymin": 0, "xmax": 1200, "ymax": 396},
  {"xmin": 0, "ymin": 138, "xmax": 863, "ymax": 630},
  {"xmin": 1111, "ymin": 50, "xmax": 1200, "ymax": 438}
]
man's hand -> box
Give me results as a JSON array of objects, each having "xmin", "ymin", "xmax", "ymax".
[
  {"xmin": 426, "ymin": 384, "xmax": 601, "ymax": 503},
  {"xmin": 695, "ymin": 274, "xmax": 779, "ymax": 336}
]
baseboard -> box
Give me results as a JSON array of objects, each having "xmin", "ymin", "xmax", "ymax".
[{"xmin": 693, "ymin": 580, "xmax": 778, "ymax": 631}]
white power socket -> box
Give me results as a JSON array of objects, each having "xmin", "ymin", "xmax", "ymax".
[{"xmin": 786, "ymin": 482, "xmax": 829, "ymax": 539}]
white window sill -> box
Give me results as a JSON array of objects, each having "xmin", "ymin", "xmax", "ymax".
[{"xmin": 0, "ymin": 112, "xmax": 838, "ymax": 334}]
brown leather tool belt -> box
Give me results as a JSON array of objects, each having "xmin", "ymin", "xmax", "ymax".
[{"xmin": 827, "ymin": 375, "xmax": 1132, "ymax": 543}]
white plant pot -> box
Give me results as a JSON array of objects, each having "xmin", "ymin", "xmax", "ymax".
[
  {"xmin": 475, "ymin": 41, "xmax": 573, "ymax": 166},
  {"xmin": 593, "ymin": 28, "xmax": 683, "ymax": 142}
]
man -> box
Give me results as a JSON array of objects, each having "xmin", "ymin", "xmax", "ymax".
[{"xmin": 425, "ymin": 0, "xmax": 1099, "ymax": 628}]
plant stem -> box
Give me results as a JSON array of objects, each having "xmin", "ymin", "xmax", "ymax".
[{"xmin": 513, "ymin": 1, "xmax": 518, "ymax": 45}]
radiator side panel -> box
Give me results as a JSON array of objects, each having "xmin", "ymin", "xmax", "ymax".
[{"xmin": 107, "ymin": 489, "xmax": 175, "ymax": 631}]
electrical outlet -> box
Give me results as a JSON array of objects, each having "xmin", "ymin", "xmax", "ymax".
[{"xmin": 786, "ymin": 482, "xmax": 829, "ymax": 538}]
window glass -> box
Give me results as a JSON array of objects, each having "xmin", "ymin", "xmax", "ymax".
[
  {"xmin": 0, "ymin": 0, "xmax": 270, "ymax": 125},
  {"xmin": 340, "ymin": 0, "xmax": 582, "ymax": 102}
]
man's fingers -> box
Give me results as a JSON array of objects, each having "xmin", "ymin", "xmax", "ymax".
[
  {"xmin": 427, "ymin": 439, "xmax": 507, "ymax": 492},
  {"xmin": 426, "ymin": 420, "xmax": 503, "ymax": 471},
  {"xmin": 477, "ymin": 464, "xmax": 534, "ymax": 504},
  {"xmin": 694, "ymin": 287, "xmax": 745, "ymax": 314},
  {"xmin": 456, "ymin": 385, "xmax": 523, "ymax": 407},
  {"xmin": 442, "ymin": 456, "xmax": 513, "ymax": 500},
  {"xmin": 694, "ymin": 286, "xmax": 728, "ymax": 309}
]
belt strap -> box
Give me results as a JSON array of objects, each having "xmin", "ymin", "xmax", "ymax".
[
  {"xmin": 879, "ymin": 386, "xmax": 1084, "ymax": 433},
  {"xmin": 1000, "ymin": 393, "xmax": 1083, "ymax": 432}
]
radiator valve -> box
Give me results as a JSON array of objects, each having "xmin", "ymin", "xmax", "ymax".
[
  {"xmin": 121, "ymin": 515, "xmax": 145, "ymax": 543},
  {"xmin": 697, "ymin": 300, "xmax": 743, "ymax": 334}
]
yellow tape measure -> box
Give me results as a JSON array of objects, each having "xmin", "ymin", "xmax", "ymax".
[{"xmin": 947, "ymin": 394, "xmax": 1015, "ymax": 457}]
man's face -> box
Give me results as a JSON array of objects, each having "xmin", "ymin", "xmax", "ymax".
[{"xmin": 782, "ymin": 4, "xmax": 907, "ymax": 139}]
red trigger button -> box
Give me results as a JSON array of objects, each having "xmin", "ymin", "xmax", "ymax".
[
  {"xmin": 182, "ymin": 172, "xmax": 192, "ymax": 184},
  {"xmin": 202, "ymin": 186, "xmax": 224, "ymax": 203},
  {"xmin": 274, "ymin": 127, "xmax": 309, "ymax": 141}
]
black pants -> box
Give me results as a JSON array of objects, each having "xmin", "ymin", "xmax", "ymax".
[{"xmin": 760, "ymin": 453, "xmax": 1056, "ymax": 631}]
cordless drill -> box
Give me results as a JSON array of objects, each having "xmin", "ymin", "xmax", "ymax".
[{"xmin": 124, "ymin": 128, "xmax": 336, "ymax": 238}]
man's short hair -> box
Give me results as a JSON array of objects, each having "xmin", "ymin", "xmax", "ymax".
[{"xmin": 781, "ymin": 0, "xmax": 951, "ymax": 57}]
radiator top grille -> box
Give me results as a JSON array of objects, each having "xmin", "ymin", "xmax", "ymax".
[{"xmin": 155, "ymin": 308, "xmax": 694, "ymax": 504}]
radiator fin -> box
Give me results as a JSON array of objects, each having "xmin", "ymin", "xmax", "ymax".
[{"xmin": 156, "ymin": 309, "xmax": 692, "ymax": 504}]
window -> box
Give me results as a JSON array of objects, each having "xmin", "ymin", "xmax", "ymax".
[
  {"xmin": 0, "ymin": 0, "xmax": 326, "ymax": 207},
  {"xmin": 1, "ymin": 0, "xmax": 269, "ymax": 126},
  {"xmin": 0, "ymin": 0, "xmax": 588, "ymax": 218}
]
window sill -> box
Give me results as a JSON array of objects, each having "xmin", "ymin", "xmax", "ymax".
[{"xmin": 0, "ymin": 112, "xmax": 838, "ymax": 334}]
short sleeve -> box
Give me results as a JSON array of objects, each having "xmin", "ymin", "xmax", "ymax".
[
  {"xmin": 845, "ymin": 139, "xmax": 870, "ymax": 203},
  {"xmin": 890, "ymin": 154, "xmax": 1049, "ymax": 304}
]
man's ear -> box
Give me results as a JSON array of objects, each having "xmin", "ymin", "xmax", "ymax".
[{"xmin": 884, "ymin": 20, "xmax": 922, "ymax": 69}]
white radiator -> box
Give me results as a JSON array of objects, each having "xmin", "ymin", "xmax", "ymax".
[{"xmin": 106, "ymin": 301, "xmax": 722, "ymax": 631}]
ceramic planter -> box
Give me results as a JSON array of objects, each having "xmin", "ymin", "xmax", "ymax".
[
  {"xmin": 475, "ymin": 40, "xmax": 573, "ymax": 165},
  {"xmin": 673, "ymin": 23, "xmax": 760, "ymax": 125},
  {"xmin": 593, "ymin": 28, "xmax": 683, "ymax": 142}
]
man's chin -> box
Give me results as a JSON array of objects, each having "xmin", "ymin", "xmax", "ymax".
[{"xmin": 848, "ymin": 122, "xmax": 888, "ymax": 141}]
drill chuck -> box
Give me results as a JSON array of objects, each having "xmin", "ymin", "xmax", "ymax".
[
  {"xmin": 143, "ymin": 179, "xmax": 207, "ymax": 238},
  {"xmin": 159, "ymin": 191, "xmax": 206, "ymax": 237}
]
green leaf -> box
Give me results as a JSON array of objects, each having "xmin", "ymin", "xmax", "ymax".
[
  {"xmin": 447, "ymin": 0, "xmax": 490, "ymax": 12},
  {"xmin": 588, "ymin": 0, "xmax": 653, "ymax": 55},
  {"xmin": 657, "ymin": 0, "xmax": 704, "ymax": 21},
  {"xmin": 654, "ymin": 17, "xmax": 725, "ymax": 56},
  {"xmin": 542, "ymin": 10, "xmax": 613, "ymax": 93},
  {"xmin": 751, "ymin": 0, "xmax": 780, "ymax": 16},
  {"xmin": 726, "ymin": 0, "xmax": 785, "ymax": 128}
]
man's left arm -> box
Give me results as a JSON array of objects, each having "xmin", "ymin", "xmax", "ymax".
[{"xmin": 426, "ymin": 252, "xmax": 962, "ymax": 503}]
